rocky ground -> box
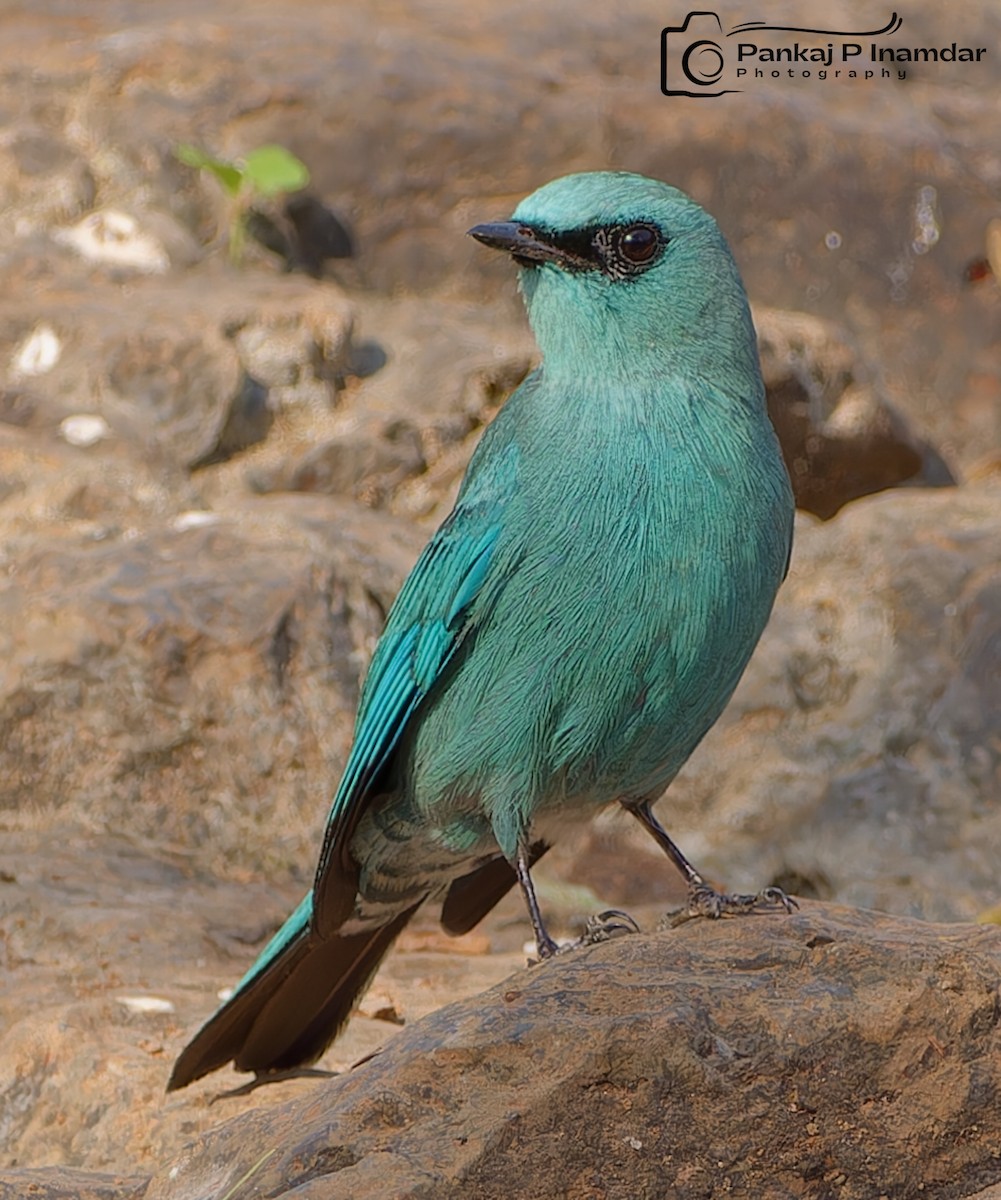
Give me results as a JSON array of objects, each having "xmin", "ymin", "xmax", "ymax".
[{"xmin": 1, "ymin": 0, "xmax": 1000, "ymax": 1196}]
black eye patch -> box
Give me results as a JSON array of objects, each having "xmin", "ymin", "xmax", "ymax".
[{"xmin": 530, "ymin": 222, "xmax": 667, "ymax": 279}]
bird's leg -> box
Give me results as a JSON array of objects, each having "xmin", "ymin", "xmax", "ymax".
[
  {"xmin": 515, "ymin": 846, "xmax": 561, "ymax": 960},
  {"xmin": 516, "ymin": 848, "xmax": 642, "ymax": 958},
  {"xmin": 626, "ymin": 800, "xmax": 797, "ymax": 927}
]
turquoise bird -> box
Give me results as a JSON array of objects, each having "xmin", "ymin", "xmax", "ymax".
[{"xmin": 168, "ymin": 171, "xmax": 795, "ymax": 1091}]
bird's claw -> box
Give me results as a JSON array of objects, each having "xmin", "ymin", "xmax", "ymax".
[
  {"xmin": 529, "ymin": 908, "xmax": 642, "ymax": 963},
  {"xmin": 759, "ymin": 886, "xmax": 799, "ymax": 913},
  {"xmin": 659, "ymin": 883, "xmax": 798, "ymax": 929},
  {"xmin": 580, "ymin": 907, "xmax": 642, "ymax": 944}
]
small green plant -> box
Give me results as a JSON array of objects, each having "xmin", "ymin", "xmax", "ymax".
[{"xmin": 176, "ymin": 142, "xmax": 310, "ymax": 264}]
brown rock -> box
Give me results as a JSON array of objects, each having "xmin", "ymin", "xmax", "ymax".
[
  {"xmin": 142, "ymin": 908, "xmax": 1001, "ymax": 1198},
  {"xmin": 212, "ymin": 290, "xmax": 537, "ymax": 518},
  {"xmin": 0, "ymin": 1169, "xmax": 147, "ymax": 1200},
  {"xmin": 247, "ymin": 417, "xmax": 427, "ymax": 508},
  {"xmin": 5, "ymin": 838, "xmax": 1001, "ymax": 1197},
  {"xmin": 0, "ymin": 830, "xmax": 525, "ymax": 1175},
  {"xmin": 0, "ymin": 496, "xmax": 422, "ymax": 876},
  {"xmin": 756, "ymin": 308, "xmax": 954, "ymax": 518},
  {"xmin": 0, "ymin": 274, "xmax": 354, "ymax": 471},
  {"xmin": 3, "ymin": 0, "xmax": 996, "ymax": 475},
  {"xmin": 0, "ymin": 421, "xmax": 201, "ymax": 541},
  {"xmin": 0, "ymin": 129, "xmax": 95, "ymax": 248}
]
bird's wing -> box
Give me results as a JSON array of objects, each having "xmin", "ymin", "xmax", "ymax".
[{"xmin": 312, "ymin": 434, "xmax": 522, "ymax": 935}]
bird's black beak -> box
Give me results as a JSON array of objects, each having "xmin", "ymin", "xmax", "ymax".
[{"xmin": 468, "ymin": 222, "xmax": 571, "ymax": 269}]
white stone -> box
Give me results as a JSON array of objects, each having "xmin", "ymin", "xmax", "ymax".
[
  {"xmin": 173, "ymin": 511, "xmax": 221, "ymax": 531},
  {"xmin": 53, "ymin": 209, "xmax": 170, "ymax": 273},
  {"xmin": 60, "ymin": 413, "xmax": 111, "ymax": 447},
  {"xmin": 116, "ymin": 995, "xmax": 176, "ymax": 1015},
  {"xmin": 10, "ymin": 323, "xmax": 62, "ymax": 378}
]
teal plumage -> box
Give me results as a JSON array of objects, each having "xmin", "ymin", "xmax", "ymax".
[{"xmin": 168, "ymin": 171, "xmax": 794, "ymax": 1091}]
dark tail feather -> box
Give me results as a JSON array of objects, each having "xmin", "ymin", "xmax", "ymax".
[
  {"xmin": 168, "ymin": 903, "xmax": 421, "ymax": 1091},
  {"xmin": 440, "ymin": 841, "xmax": 549, "ymax": 935}
]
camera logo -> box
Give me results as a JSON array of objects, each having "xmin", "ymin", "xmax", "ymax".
[{"xmin": 661, "ymin": 12, "xmax": 738, "ymax": 96}]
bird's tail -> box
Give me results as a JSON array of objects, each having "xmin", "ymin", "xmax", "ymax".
[{"xmin": 167, "ymin": 894, "xmax": 420, "ymax": 1091}]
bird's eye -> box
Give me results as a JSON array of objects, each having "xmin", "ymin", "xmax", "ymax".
[{"xmin": 619, "ymin": 224, "xmax": 660, "ymax": 264}]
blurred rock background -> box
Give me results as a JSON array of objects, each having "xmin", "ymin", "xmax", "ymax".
[{"xmin": 1, "ymin": 0, "xmax": 1000, "ymax": 1187}]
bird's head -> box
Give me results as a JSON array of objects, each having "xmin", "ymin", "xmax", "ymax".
[{"xmin": 469, "ymin": 171, "xmax": 759, "ymax": 393}]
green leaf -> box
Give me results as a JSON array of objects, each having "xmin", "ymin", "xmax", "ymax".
[
  {"xmin": 175, "ymin": 144, "xmax": 243, "ymax": 196},
  {"xmin": 241, "ymin": 145, "xmax": 310, "ymax": 197}
]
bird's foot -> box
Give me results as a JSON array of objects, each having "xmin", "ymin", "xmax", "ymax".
[
  {"xmin": 660, "ymin": 884, "xmax": 798, "ymax": 930},
  {"xmin": 531, "ymin": 930, "xmax": 563, "ymax": 962},
  {"xmin": 529, "ymin": 909, "xmax": 641, "ymax": 962}
]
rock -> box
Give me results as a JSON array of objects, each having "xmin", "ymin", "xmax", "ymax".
[
  {"xmin": 0, "ymin": 1169, "xmax": 147, "ymax": 1200},
  {"xmin": 0, "ymin": 830, "xmax": 525, "ymax": 1176},
  {"xmin": 0, "ymin": 274, "xmax": 354, "ymax": 472},
  {"xmin": 0, "ymin": 421, "xmax": 202, "ymax": 541},
  {"xmin": 756, "ymin": 308, "xmax": 954, "ymax": 518},
  {"xmin": 2, "ymin": 0, "xmax": 995, "ymax": 475},
  {"xmin": 58, "ymin": 414, "xmax": 113, "ymax": 448},
  {"xmin": 222, "ymin": 293, "xmax": 535, "ymax": 517},
  {"xmin": 7, "ymin": 323, "xmax": 62, "ymax": 381},
  {"xmin": 94, "ymin": 907, "xmax": 1001, "ymax": 1198},
  {"xmin": 224, "ymin": 291, "xmax": 353, "ymax": 413},
  {"xmin": 336, "ymin": 295, "xmax": 536, "ymax": 519},
  {"xmin": 5, "ymin": 849, "xmax": 1001, "ymax": 1195},
  {"xmin": 0, "ymin": 127, "xmax": 95, "ymax": 246},
  {"xmin": 0, "ymin": 496, "xmax": 422, "ymax": 877},
  {"xmin": 103, "ymin": 324, "xmax": 250, "ymax": 466},
  {"xmin": 247, "ymin": 417, "xmax": 428, "ymax": 508}
]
